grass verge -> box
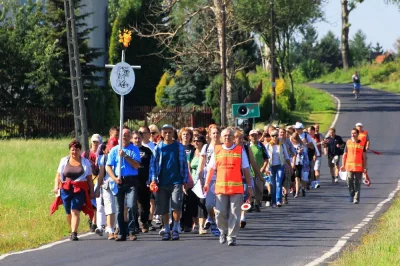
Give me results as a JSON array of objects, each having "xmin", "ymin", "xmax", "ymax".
[
  {"xmin": 256, "ymin": 84, "xmax": 336, "ymax": 133},
  {"xmin": 0, "ymin": 139, "xmax": 71, "ymax": 254},
  {"xmin": 331, "ymin": 195, "xmax": 400, "ymax": 265}
]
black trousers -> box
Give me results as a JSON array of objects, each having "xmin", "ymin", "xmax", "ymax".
[
  {"xmin": 137, "ymin": 181, "xmax": 151, "ymax": 224},
  {"xmin": 181, "ymin": 189, "xmax": 199, "ymax": 228}
]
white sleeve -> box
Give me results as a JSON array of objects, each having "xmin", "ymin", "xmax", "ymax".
[
  {"xmin": 312, "ymin": 138, "xmax": 320, "ymax": 157},
  {"xmin": 57, "ymin": 157, "xmax": 66, "ymax": 173},
  {"xmin": 207, "ymin": 153, "xmax": 216, "ymax": 170},
  {"xmin": 282, "ymin": 144, "xmax": 290, "ymax": 160},
  {"xmin": 200, "ymin": 145, "xmax": 207, "ymax": 156},
  {"xmin": 241, "ymin": 149, "xmax": 250, "ymax": 169}
]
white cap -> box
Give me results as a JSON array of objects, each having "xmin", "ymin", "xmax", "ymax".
[
  {"xmin": 91, "ymin": 134, "xmax": 102, "ymax": 143},
  {"xmin": 294, "ymin": 122, "xmax": 304, "ymax": 129},
  {"xmin": 355, "ymin": 122, "xmax": 363, "ymax": 127},
  {"xmin": 249, "ymin": 129, "xmax": 258, "ymax": 135}
]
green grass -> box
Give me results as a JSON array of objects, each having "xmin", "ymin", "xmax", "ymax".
[
  {"xmin": 256, "ymin": 84, "xmax": 336, "ymax": 133},
  {"xmin": 331, "ymin": 196, "xmax": 400, "ymax": 266},
  {"xmin": 0, "ymin": 139, "xmax": 73, "ymax": 254},
  {"xmin": 314, "ymin": 60, "xmax": 400, "ymax": 94}
]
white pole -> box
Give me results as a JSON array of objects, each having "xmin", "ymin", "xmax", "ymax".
[{"xmin": 118, "ymin": 49, "xmax": 126, "ymax": 179}]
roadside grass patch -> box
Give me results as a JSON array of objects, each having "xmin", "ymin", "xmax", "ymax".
[
  {"xmin": 0, "ymin": 139, "xmax": 73, "ymax": 254},
  {"xmin": 332, "ymin": 196, "xmax": 400, "ymax": 266}
]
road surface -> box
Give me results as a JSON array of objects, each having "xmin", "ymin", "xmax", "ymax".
[{"xmin": 2, "ymin": 84, "xmax": 400, "ymax": 266}]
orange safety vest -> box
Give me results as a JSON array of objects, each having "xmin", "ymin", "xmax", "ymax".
[
  {"xmin": 358, "ymin": 130, "xmax": 368, "ymax": 147},
  {"xmin": 345, "ymin": 139, "xmax": 364, "ymax": 172},
  {"xmin": 214, "ymin": 145, "xmax": 244, "ymax": 195}
]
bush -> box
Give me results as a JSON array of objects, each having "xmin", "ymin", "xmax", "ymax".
[
  {"xmin": 299, "ymin": 59, "xmax": 326, "ymax": 80},
  {"xmin": 368, "ymin": 62, "xmax": 397, "ymax": 83}
]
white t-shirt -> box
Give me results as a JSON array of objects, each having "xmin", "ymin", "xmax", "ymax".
[
  {"xmin": 266, "ymin": 144, "xmax": 290, "ymax": 166},
  {"xmin": 300, "ymin": 132, "xmax": 320, "ymax": 157},
  {"xmin": 207, "ymin": 144, "xmax": 250, "ymax": 170},
  {"xmin": 201, "ymin": 144, "xmax": 216, "ymax": 181},
  {"xmin": 142, "ymin": 141, "xmax": 155, "ymax": 151}
]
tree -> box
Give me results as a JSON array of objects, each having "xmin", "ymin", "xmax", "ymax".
[
  {"xmin": 316, "ymin": 31, "xmax": 342, "ymax": 71},
  {"xmin": 350, "ymin": 29, "xmax": 371, "ymax": 66}
]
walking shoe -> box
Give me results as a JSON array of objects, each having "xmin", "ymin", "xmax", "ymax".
[
  {"xmin": 294, "ymin": 193, "xmax": 299, "ymax": 198},
  {"xmin": 90, "ymin": 223, "xmax": 97, "ymax": 233},
  {"xmin": 240, "ymin": 220, "xmax": 246, "ymax": 228},
  {"xmin": 142, "ymin": 222, "xmax": 149, "ymax": 233},
  {"xmin": 265, "ymin": 201, "xmax": 271, "ymax": 207},
  {"xmin": 204, "ymin": 220, "xmax": 211, "ymax": 230},
  {"xmin": 154, "ymin": 216, "xmax": 161, "ymax": 225},
  {"xmin": 95, "ymin": 227, "xmax": 103, "ymax": 236},
  {"xmin": 183, "ymin": 226, "xmax": 192, "ymax": 233},
  {"xmin": 334, "ymin": 177, "xmax": 339, "ymax": 183},
  {"xmin": 302, "ymin": 189, "xmax": 306, "ymax": 197},
  {"xmin": 115, "ymin": 235, "xmax": 126, "ymax": 241},
  {"xmin": 128, "ymin": 233, "xmax": 137, "ymax": 241},
  {"xmin": 162, "ymin": 232, "xmax": 171, "ymax": 241},
  {"xmin": 219, "ymin": 234, "xmax": 227, "ymax": 244},
  {"xmin": 277, "ymin": 202, "xmax": 282, "ymax": 207},
  {"xmin": 210, "ymin": 224, "xmax": 220, "ymax": 236},
  {"xmin": 315, "ymin": 183, "xmax": 320, "ymax": 189},
  {"xmin": 254, "ymin": 204, "xmax": 261, "ymax": 212},
  {"xmin": 228, "ymin": 238, "xmax": 236, "ymax": 246},
  {"xmin": 171, "ymin": 230, "xmax": 180, "ymax": 240},
  {"xmin": 283, "ymin": 195, "xmax": 288, "ymax": 204},
  {"xmin": 70, "ymin": 232, "xmax": 79, "ymax": 241},
  {"xmin": 159, "ymin": 228, "xmax": 166, "ymax": 236},
  {"xmin": 149, "ymin": 224, "xmax": 157, "ymax": 231},
  {"xmin": 289, "ymin": 188, "xmax": 294, "ymax": 194},
  {"xmin": 192, "ymin": 225, "xmax": 199, "ymax": 234},
  {"xmin": 134, "ymin": 227, "xmax": 140, "ymax": 235},
  {"xmin": 353, "ymin": 199, "xmax": 359, "ymax": 204},
  {"xmin": 199, "ymin": 229, "xmax": 208, "ymax": 235},
  {"xmin": 272, "ymin": 204, "xmax": 277, "ymax": 208}
]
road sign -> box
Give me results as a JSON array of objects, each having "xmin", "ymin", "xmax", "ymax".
[
  {"xmin": 232, "ymin": 103, "xmax": 260, "ymax": 119},
  {"xmin": 110, "ymin": 62, "xmax": 136, "ymax": 95}
]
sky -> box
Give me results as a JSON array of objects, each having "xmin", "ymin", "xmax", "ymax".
[{"xmin": 314, "ymin": 0, "xmax": 400, "ymax": 51}]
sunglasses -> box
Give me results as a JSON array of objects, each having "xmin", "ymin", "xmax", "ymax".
[
  {"xmin": 193, "ymin": 139, "xmax": 202, "ymax": 143},
  {"xmin": 150, "ymin": 132, "xmax": 158, "ymax": 135},
  {"xmin": 271, "ymin": 135, "xmax": 278, "ymax": 137},
  {"xmin": 140, "ymin": 131, "xmax": 149, "ymax": 134}
]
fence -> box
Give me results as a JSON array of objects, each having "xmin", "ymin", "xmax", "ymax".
[{"xmin": 0, "ymin": 106, "xmax": 214, "ymax": 138}]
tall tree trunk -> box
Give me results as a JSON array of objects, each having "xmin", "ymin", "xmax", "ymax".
[{"xmin": 341, "ymin": 0, "xmax": 350, "ymax": 71}]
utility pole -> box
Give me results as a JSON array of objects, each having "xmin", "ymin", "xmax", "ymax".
[
  {"xmin": 64, "ymin": 0, "xmax": 89, "ymax": 155},
  {"xmin": 270, "ymin": 0, "xmax": 277, "ymax": 120},
  {"xmin": 220, "ymin": 3, "xmax": 227, "ymax": 127}
]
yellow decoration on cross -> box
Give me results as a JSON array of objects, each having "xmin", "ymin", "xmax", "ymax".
[{"xmin": 119, "ymin": 29, "xmax": 133, "ymax": 48}]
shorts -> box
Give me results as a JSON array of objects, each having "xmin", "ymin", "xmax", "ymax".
[
  {"xmin": 328, "ymin": 155, "xmax": 340, "ymax": 168},
  {"xmin": 205, "ymin": 180, "xmax": 216, "ymax": 210},
  {"xmin": 294, "ymin": 165, "xmax": 303, "ymax": 179},
  {"xmin": 103, "ymin": 188, "xmax": 116, "ymax": 215},
  {"xmin": 60, "ymin": 188, "xmax": 85, "ymax": 214},
  {"xmin": 155, "ymin": 184, "xmax": 183, "ymax": 215},
  {"xmin": 353, "ymin": 83, "xmax": 360, "ymax": 90},
  {"xmin": 314, "ymin": 157, "xmax": 321, "ymax": 171}
]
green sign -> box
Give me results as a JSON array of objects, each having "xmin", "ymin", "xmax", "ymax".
[{"xmin": 232, "ymin": 103, "xmax": 260, "ymax": 119}]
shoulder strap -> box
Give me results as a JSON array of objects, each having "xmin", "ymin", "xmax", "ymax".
[{"xmin": 205, "ymin": 143, "xmax": 210, "ymax": 153}]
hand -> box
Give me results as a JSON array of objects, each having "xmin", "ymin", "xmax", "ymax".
[
  {"xmin": 95, "ymin": 188, "xmax": 100, "ymax": 198},
  {"xmin": 336, "ymin": 144, "xmax": 340, "ymax": 148},
  {"xmin": 203, "ymin": 184, "xmax": 209, "ymax": 194},
  {"xmin": 265, "ymin": 170, "xmax": 271, "ymax": 176},
  {"xmin": 363, "ymin": 168, "xmax": 367, "ymax": 173},
  {"xmin": 313, "ymin": 155, "xmax": 317, "ymax": 161},
  {"xmin": 115, "ymin": 178, "xmax": 122, "ymax": 184},
  {"xmin": 89, "ymin": 190, "xmax": 95, "ymax": 199},
  {"xmin": 118, "ymin": 149, "xmax": 126, "ymax": 157},
  {"xmin": 53, "ymin": 187, "xmax": 59, "ymax": 194},
  {"xmin": 247, "ymin": 186, "xmax": 254, "ymax": 199},
  {"xmin": 340, "ymin": 166, "xmax": 345, "ymax": 172}
]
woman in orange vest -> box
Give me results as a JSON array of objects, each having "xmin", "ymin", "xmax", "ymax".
[
  {"xmin": 340, "ymin": 128, "xmax": 367, "ymax": 204},
  {"xmin": 355, "ymin": 122, "xmax": 370, "ymax": 150},
  {"xmin": 204, "ymin": 128, "xmax": 253, "ymax": 246}
]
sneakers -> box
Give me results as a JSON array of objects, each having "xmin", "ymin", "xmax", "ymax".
[
  {"xmin": 271, "ymin": 204, "xmax": 277, "ymax": 208},
  {"xmin": 294, "ymin": 193, "xmax": 298, "ymax": 198},
  {"xmin": 210, "ymin": 224, "xmax": 220, "ymax": 236},
  {"xmin": 154, "ymin": 215, "xmax": 161, "ymax": 225},
  {"xmin": 240, "ymin": 220, "xmax": 246, "ymax": 228},
  {"xmin": 159, "ymin": 228, "xmax": 166, "ymax": 236},
  {"xmin": 149, "ymin": 224, "xmax": 157, "ymax": 231},
  {"xmin": 115, "ymin": 235, "xmax": 126, "ymax": 241},
  {"xmin": 276, "ymin": 202, "xmax": 282, "ymax": 207},
  {"xmin": 353, "ymin": 199, "xmax": 359, "ymax": 204},
  {"xmin": 302, "ymin": 189, "xmax": 306, "ymax": 197},
  {"xmin": 128, "ymin": 233, "xmax": 137, "ymax": 241},
  {"xmin": 171, "ymin": 230, "xmax": 180, "ymax": 240},
  {"xmin": 95, "ymin": 228, "xmax": 103, "ymax": 236},
  {"xmin": 228, "ymin": 238, "xmax": 236, "ymax": 246},
  {"xmin": 70, "ymin": 232, "xmax": 79, "ymax": 241},
  {"xmin": 204, "ymin": 220, "xmax": 211, "ymax": 230},
  {"xmin": 254, "ymin": 205, "xmax": 261, "ymax": 212},
  {"xmin": 219, "ymin": 234, "xmax": 227, "ymax": 244},
  {"xmin": 199, "ymin": 229, "xmax": 208, "ymax": 235},
  {"xmin": 192, "ymin": 225, "xmax": 199, "ymax": 234},
  {"xmin": 183, "ymin": 226, "xmax": 192, "ymax": 233},
  {"xmin": 334, "ymin": 177, "xmax": 339, "ymax": 183},
  {"xmin": 265, "ymin": 201, "xmax": 271, "ymax": 207},
  {"xmin": 315, "ymin": 183, "xmax": 321, "ymax": 189},
  {"xmin": 90, "ymin": 223, "xmax": 97, "ymax": 233},
  {"xmin": 283, "ymin": 195, "xmax": 288, "ymax": 204},
  {"xmin": 162, "ymin": 232, "xmax": 171, "ymax": 241}
]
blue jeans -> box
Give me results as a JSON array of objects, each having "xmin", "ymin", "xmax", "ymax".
[
  {"xmin": 270, "ymin": 165, "xmax": 284, "ymax": 204},
  {"xmin": 115, "ymin": 177, "xmax": 138, "ymax": 237}
]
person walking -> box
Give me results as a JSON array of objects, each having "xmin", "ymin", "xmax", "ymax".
[
  {"xmin": 352, "ymin": 71, "xmax": 361, "ymax": 99},
  {"xmin": 324, "ymin": 128, "xmax": 345, "ymax": 183},
  {"xmin": 106, "ymin": 128, "xmax": 141, "ymax": 241},
  {"xmin": 150, "ymin": 124, "xmax": 189, "ymax": 241},
  {"xmin": 204, "ymin": 128, "xmax": 253, "ymax": 246},
  {"xmin": 355, "ymin": 122, "xmax": 370, "ymax": 150},
  {"xmin": 340, "ymin": 128, "xmax": 367, "ymax": 204}
]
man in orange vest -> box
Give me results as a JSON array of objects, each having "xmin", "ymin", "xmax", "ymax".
[
  {"xmin": 355, "ymin": 122, "xmax": 370, "ymax": 150},
  {"xmin": 204, "ymin": 127, "xmax": 253, "ymax": 246},
  {"xmin": 340, "ymin": 128, "xmax": 367, "ymax": 204}
]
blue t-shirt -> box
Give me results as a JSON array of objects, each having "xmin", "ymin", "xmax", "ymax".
[
  {"xmin": 159, "ymin": 142, "xmax": 182, "ymax": 186},
  {"xmin": 106, "ymin": 143, "xmax": 141, "ymax": 177}
]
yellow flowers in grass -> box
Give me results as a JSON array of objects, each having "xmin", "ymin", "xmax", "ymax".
[
  {"xmin": 119, "ymin": 29, "xmax": 132, "ymax": 48},
  {"xmin": 270, "ymin": 78, "xmax": 286, "ymax": 96}
]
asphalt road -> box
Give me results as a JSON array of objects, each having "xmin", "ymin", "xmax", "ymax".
[{"xmin": 3, "ymin": 84, "xmax": 400, "ymax": 266}]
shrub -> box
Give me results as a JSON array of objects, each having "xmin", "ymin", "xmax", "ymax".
[{"xmin": 368, "ymin": 62, "xmax": 397, "ymax": 83}]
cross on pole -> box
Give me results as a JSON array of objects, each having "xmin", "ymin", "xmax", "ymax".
[{"xmin": 105, "ymin": 50, "xmax": 141, "ymax": 179}]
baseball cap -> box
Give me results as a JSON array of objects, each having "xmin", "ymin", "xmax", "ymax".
[
  {"xmin": 161, "ymin": 124, "xmax": 174, "ymax": 130},
  {"xmin": 293, "ymin": 122, "xmax": 304, "ymax": 129},
  {"xmin": 355, "ymin": 122, "xmax": 363, "ymax": 127},
  {"xmin": 91, "ymin": 134, "xmax": 102, "ymax": 143},
  {"xmin": 249, "ymin": 129, "xmax": 258, "ymax": 135}
]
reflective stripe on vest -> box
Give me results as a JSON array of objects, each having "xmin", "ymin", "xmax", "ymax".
[
  {"xmin": 358, "ymin": 130, "xmax": 368, "ymax": 147},
  {"xmin": 345, "ymin": 140, "xmax": 364, "ymax": 172},
  {"xmin": 214, "ymin": 145, "xmax": 244, "ymax": 195}
]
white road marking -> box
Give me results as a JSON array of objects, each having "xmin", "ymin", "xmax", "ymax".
[
  {"xmin": 0, "ymin": 232, "xmax": 94, "ymax": 261},
  {"xmin": 305, "ymin": 179, "xmax": 400, "ymax": 266},
  {"xmin": 328, "ymin": 93, "xmax": 341, "ymax": 131}
]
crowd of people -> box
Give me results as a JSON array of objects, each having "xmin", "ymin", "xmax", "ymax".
[{"xmin": 51, "ymin": 121, "xmax": 370, "ymax": 245}]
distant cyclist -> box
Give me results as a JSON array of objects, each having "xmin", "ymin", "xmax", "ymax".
[{"xmin": 352, "ymin": 71, "xmax": 361, "ymax": 99}]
